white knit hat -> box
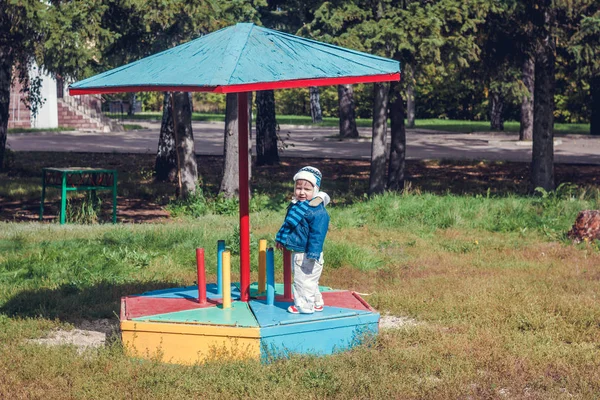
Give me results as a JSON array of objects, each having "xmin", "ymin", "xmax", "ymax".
[{"xmin": 293, "ymin": 166, "xmax": 322, "ymax": 189}]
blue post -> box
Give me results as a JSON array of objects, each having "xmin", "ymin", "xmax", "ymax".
[
  {"xmin": 266, "ymin": 247, "xmax": 275, "ymax": 306},
  {"xmin": 217, "ymin": 240, "xmax": 225, "ymax": 295}
]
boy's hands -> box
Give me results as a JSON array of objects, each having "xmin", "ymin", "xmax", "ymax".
[{"xmin": 275, "ymin": 242, "xmax": 284, "ymax": 251}]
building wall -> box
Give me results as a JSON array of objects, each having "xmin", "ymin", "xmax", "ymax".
[
  {"xmin": 8, "ymin": 64, "xmax": 58, "ymax": 129},
  {"xmin": 31, "ymin": 65, "xmax": 58, "ymax": 129}
]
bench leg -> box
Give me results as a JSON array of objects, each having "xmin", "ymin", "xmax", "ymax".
[
  {"xmin": 112, "ymin": 171, "xmax": 118, "ymax": 224},
  {"xmin": 60, "ymin": 173, "xmax": 67, "ymax": 225},
  {"xmin": 39, "ymin": 173, "xmax": 46, "ymax": 221}
]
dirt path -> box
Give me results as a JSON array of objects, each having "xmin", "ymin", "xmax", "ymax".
[{"xmin": 8, "ymin": 121, "xmax": 600, "ymax": 164}]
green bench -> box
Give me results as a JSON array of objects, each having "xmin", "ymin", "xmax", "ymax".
[{"xmin": 39, "ymin": 167, "xmax": 118, "ymax": 224}]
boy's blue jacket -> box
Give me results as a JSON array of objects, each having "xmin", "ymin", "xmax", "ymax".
[{"xmin": 281, "ymin": 203, "xmax": 329, "ymax": 259}]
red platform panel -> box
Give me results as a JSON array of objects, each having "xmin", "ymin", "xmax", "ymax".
[
  {"xmin": 122, "ymin": 296, "xmax": 221, "ymax": 319},
  {"xmin": 321, "ymin": 291, "xmax": 375, "ymax": 312}
]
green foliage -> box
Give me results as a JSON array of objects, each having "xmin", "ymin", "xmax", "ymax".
[
  {"xmin": 274, "ymin": 88, "xmax": 311, "ymax": 116},
  {"xmin": 97, "ymin": 0, "xmax": 264, "ymax": 78},
  {"xmin": 303, "ymin": 0, "xmax": 495, "ymax": 124},
  {"xmin": 566, "ymin": 7, "xmax": 600, "ymax": 78},
  {"xmin": 136, "ymin": 92, "xmax": 164, "ymax": 112},
  {"xmin": 273, "ymin": 85, "xmax": 374, "ymax": 118},
  {"xmin": 166, "ymin": 188, "xmax": 288, "ymax": 218},
  {"xmin": 42, "ymin": 0, "xmax": 112, "ymax": 80},
  {"xmin": 193, "ymin": 93, "xmax": 227, "ymax": 114},
  {"xmin": 326, "ymin": 241, "xmax": 386, "ymax": 271},
  {"xmin": 0, "ymin": 0, "xmax": 45, "ymax": 74},
  {"xmin": 345, "ymin": 188, "xmax": 598, "ymax": 237},
  {"xmin": 65, "ymin": 192, "xmax": 102, "ymax": 225},
  {"xmin": 122, "ymin": 124, "xmax": 144, "ymax": 131},
  {"xmin": 222, "ymin": 224, "xmax": 259, "ymax": 256},
  {"xmin": 166, "ymin": 188, "xmax": 210, "ymax": 218}
]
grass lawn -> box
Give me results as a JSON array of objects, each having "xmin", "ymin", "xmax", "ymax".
[
  {"xmin": 414, "ymin": 119, "xmax": 591, "ymax": 135},
  {"xmin": 8, "ymin": 126, "xmax": 76, "ymax": 134},
  {"xmin": 1, "ymin": 152, "xmax": 600, "ymax": 398},
  {"xmin": 106, "ymin": 112, "xmax": 591, "ymax": 135},
  {"xmin": 122, "ymin": 124, "xmax": 145, "ymax": 131}
]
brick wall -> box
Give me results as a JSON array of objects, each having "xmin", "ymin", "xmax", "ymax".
[{"xmin": 8, "ymin": 79, "xmax": 32, "ymax": 129}]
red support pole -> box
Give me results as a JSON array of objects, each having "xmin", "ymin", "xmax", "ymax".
[
  {"xmin": 196, "ymin": 248, "xmax": 207, "ymax": 304},
  {"xmin": 238, "ymin": 92, "xmax": 250, "ymax": 302},
  {"xmin": 283, "ymin": 249, "xmax": 293, "ymax": 301}
]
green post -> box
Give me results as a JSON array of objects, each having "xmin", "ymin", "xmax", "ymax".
[
  {"xmin": 60, "ymin": 171, "xmax": 67, "ymax": 225},
  {"xmin": 112, "ymin": 171, "xmax": 118, "ymax": 224},
  {"xmin": 39, "ymin": 169, "xmax": 46, "ymax": 221}
]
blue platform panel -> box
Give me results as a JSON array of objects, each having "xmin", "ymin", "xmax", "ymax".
[
  {"xmin": 259, "ymin": 313, "xmax": 380, "ymax": 358},
  {"xmin": 137, "ymin": 283, "xmax": 241, "ymax": 300},
  {"xmin": 132, "ymin": 301, "xmax": 259, "ymax": 327},
  {"xmin": 249, "ymin": 299, "xmax": 371, "ymax": 327}
]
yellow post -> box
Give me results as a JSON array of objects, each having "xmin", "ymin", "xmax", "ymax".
[
  {"xmin": 258, "ymin": 239, "xmax": 267, "ymax": 294},
  {"xmin": 222, "ymin": 250, "xmax": 231, "ymax": 309}
]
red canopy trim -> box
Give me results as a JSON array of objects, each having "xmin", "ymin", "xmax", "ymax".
[
  {"xmin": 69, "ymin": 72, "xmax": 400, "ymax": 95},
  {"xmin": 69, "ymin": 86, "xmax": 215, "ymax": 95},
  {"xmin": 216, "ymin": 73, "xmax": 400, "ymax": 93}
]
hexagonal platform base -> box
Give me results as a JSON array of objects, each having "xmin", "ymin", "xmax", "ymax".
[{"xmin": 120, "ymin": 282, "xmax": 379, "ymax": 364}]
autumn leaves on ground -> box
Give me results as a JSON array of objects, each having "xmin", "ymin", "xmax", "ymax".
[{"xmin": 1, "ymin": 152, "xmax": 599, "ymax": 399}]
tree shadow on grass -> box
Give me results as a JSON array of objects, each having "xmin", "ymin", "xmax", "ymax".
[{"xmin": 0, "ymin": 281, "xmax": 183, "ymax": 323}]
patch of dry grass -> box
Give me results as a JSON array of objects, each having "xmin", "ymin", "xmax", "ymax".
[{"xmin": 1, "ymin": 153, "xmax": 600, "ymax": 397}]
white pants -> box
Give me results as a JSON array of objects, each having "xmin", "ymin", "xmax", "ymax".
[{"xmin": 292, "ymin": 252, "xmax": 324, "ymax": 313}]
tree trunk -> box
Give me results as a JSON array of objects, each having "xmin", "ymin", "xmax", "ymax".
[
  {"xmin": 490, "ymin": 91, "xmax": 505, "ymax": 130},
  {"xmin": 387, "ymin": 82, "xmax": 406, "ymax": 191},
  {"xmin": 220, "ymin": 93, "xmax": 239, "ymax": 198},
  {"xmin": 590, "ymin": 76, "xmax": 600, "ymax": 136},
  {"xmin": 338, "ymin": 84, "xmax": 359, "ymax": 138},
  {"xmin": 405, "ymin": 64, "xmax": 416, "ymax": 128},
  {"xmin": 368, "ymin": 83, "xmax": 390, "ymax": 195},
  {"xmin": 155, "ymin": 92, "xmax": 178, "ymax": 182},
  {"xmin": 255, "ymin": 89, "xmax": 279, "ymax": 166},
  {"xmin": 530, "ymin": 22, "xmax": 556, "ymax": 193},
  {"xmin": 309, "ymin": 86, "xmax": 322, "ymax": 123},
  {"xmin": 172, "ymin": 91, "xmax": 198, "ymax": 198},
  {"xmin": 0, "ymin": 49, "xmax": 12, "ymax": 171},
  {"xmin": 128, "ymin": 92, "xmax": 136, "ymax": 116},
  {"xmin": 520, "ymin": 55, "xmax": 535, "ymax": 141}
]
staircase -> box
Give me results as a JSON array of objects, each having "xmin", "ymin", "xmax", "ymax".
[{"xmin": 58, "ymin": 94, "xmax": 123, "ymax": 132}]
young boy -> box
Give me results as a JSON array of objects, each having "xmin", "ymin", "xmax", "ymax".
[{"xmin": 275, "ymin": 166, "xmax": 330, "ymax": 314}]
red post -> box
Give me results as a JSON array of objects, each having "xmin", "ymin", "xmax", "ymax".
[
  {"xmin": 238, "ymin": 92, "xmax": 250, "ymax": 302},
  {"xmin": 283, "ymin": 249, "xmax": 293, "ymax": 301},
  {"xmin": 196, "ymin": 248, "xmax": 207, "ymax": 304}
]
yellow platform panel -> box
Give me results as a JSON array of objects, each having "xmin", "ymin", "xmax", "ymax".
[{"xmin": 121, "ymin": 321, "xmax": 261, "ymax": 364}]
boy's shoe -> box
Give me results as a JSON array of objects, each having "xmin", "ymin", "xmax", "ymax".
[
  {"xmin": 288, "ymin": 305, "xmax": 317, "ymax": 314},
  {"xmin": 314, "ymin": 305, "xmax": 324, "ymax": 312}
]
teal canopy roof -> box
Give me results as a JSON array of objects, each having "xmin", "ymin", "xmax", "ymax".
[{"xmin": 70, "ymin": 23, "xmax": 400, "ymax": 95}]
